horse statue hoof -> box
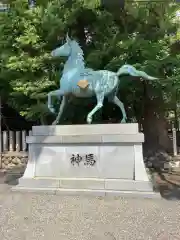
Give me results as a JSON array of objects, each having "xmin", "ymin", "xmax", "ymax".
[
  {"xmin": 49, "ymin": 107, "xmax": 55, "ymax": 114},
  {"xmin": 121, "ymin": 118, "xmax": 127, "ymax": 123},
  {"xmin": 87, "ymin": 117, "xmax": 92, "ymax": 124}
]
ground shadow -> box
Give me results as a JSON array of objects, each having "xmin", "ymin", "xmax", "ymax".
[
  {"xmin": 152, "ymin": 170, "xmax": 180, "ymax": 200},
  {"xmin": 0, "ymin": 165, "xmax": 26, "ymax": 186}
]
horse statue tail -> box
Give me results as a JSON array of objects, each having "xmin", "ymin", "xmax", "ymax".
[{"xmin": 116, "ymin": 64, "xmax": 158, "ymax": 80}]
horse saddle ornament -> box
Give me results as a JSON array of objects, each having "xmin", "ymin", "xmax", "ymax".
[{"xmin": 77, "ymin": 79, "xmax": 89, "ymax": 89}]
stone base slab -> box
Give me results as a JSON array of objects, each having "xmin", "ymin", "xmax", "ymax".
[
  {"xmin": 12, "ymin": 124, "xmax": 159, "ymax": 199},
  {"xmin": 31, "ymin": 123, "xmax": 139, "ymax": 136},
  {"xmin": 12, "ymin": 178, "xmax": 161, "ymax": 199}
]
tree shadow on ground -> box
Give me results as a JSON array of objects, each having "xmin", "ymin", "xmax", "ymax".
[
  {"xmin": 0, "ymin": 165, "xmax": 26, "ymax": 187},
  {"xmin": 152, "ymin": 170, "xmax": 180, "ymax": 200}
]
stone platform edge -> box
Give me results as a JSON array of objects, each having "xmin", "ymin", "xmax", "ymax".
[
  {"xmin": 12, "ymin": 178, "xmax": 161, "ymax": 199},
  {"xmin": 26, "ymin": 133, "xmax": 144, "ymax": 144},
  {"xmin": 32, "ymin": 123, "xmax": 139, "ymax": 136}
]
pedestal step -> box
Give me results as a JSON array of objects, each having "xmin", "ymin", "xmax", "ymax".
[{"xmin": 12, "ymin": 178, "xmax": 161, "ymax": 199}]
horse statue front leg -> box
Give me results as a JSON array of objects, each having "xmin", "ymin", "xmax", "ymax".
[
  {"xmin": 52, "ymin": 96, "xmax": 67, "ymax": 125},
  {"xmin": 86, "ymin": 93, "xmax": 104, "ymax": 124},
  {"xmin": 48, "ymin": 89, "xmax": 65, "ymax": 114}
]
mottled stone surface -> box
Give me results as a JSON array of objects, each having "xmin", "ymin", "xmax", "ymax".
[
  {"xmin": 1, "ymin": 154, "xmax": 28, "ymax": 171},
  {"xmin": 0, "ymin": 186, "xmax": 180, "ymax": 240}
]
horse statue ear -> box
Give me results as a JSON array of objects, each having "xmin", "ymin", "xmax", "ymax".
[{"xmin": 66, "ymin": 33, "xmax": 71, "ymax": 42}]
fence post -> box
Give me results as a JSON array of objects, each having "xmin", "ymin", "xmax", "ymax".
[
  {"xmin": 28, "ymin": 130, "xmax": 32, "ymax": 136},
  {"xmin": 172, "ymin": 126, "xmax": 177, "ymax": 156},
  {"xmin": 9, "ymin": 131, "xmax": 14, "ymax": 151},
  {"xmin": 0, "ymin": 98, "xmax": 2, "ymax": 168},
  {"xmin": 16, "ymin": 131, "xmax": 21, "ymax": 152},
  {"xmin": 22, "ymin": 130, "xmax": 27, "ymax": 152},
  {"xmin": 3, "ymin": 131, "xmax": 8, "ymax": 152},
  {"xmin": 0, "ymin": 131, "xmax": 3, "ymax": 168}
]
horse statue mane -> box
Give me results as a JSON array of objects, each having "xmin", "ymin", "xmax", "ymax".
[
  {"xmin": 48, "ymin": 34, "xmax": 158, "ymax": 125},
  {"xmin": 62, "ymin": 39, "xmax": 85, "ymax": 72}
]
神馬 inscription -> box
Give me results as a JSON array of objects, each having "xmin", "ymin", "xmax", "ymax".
[{"xmin": 70, "ymin": 153, "xmax": 96, "ymax": 166}]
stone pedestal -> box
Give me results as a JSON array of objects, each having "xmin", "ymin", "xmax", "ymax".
[{"xmin": 12, "ymin": 124, "xmax": 160, "ymax": 198}]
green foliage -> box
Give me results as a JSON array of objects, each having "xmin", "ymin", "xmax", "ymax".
[
  {"xmin": 0, "ymin": 0, "xmax": 180, "ymax": 124},
  {"xmin": 0, "ymin": 0, "xmax": 67, "ymax": 120}
]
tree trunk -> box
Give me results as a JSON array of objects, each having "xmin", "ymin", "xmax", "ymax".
[
  {"xmin": 142, "ymin": 82, "xmax": 171, "ymax": 152},
  {"xmin": 143, "ymin": 104, "xmax": 171, "ymax": 152}
]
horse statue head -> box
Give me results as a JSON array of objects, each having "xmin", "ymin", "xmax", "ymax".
[
  {"xmin": 51, "ymin": 33, "xmax": 84, "ymax": 59},
  {"xmin": 51, "ymin": 34, "xmax": 71, "ymax": 57}
]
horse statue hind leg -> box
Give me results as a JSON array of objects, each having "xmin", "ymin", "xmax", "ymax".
[
  {"xmin": 85, "ymin": 71, "xmax": 128, "ymax": 124},
  {"xmin": 108, "ymin": 95, "xmax": 127, "ymax": 123}
]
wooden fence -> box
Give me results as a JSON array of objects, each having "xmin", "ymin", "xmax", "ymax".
[{"xmin": 0, "ymin": 130, "xmax": 32, "ymax": 153}]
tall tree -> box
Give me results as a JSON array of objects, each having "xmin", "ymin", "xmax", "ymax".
[{"xmin": 0, "ymin": 0, "xmax": 179, "ymax": 152}]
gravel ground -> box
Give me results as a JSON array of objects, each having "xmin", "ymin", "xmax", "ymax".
[
  {"xmin": 0, "ymin": 185, "xmax": 180, "ymax": 240},
  {"xmin": 0, "ymin": 169, "xmax": 180, "ymax": 240}
]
